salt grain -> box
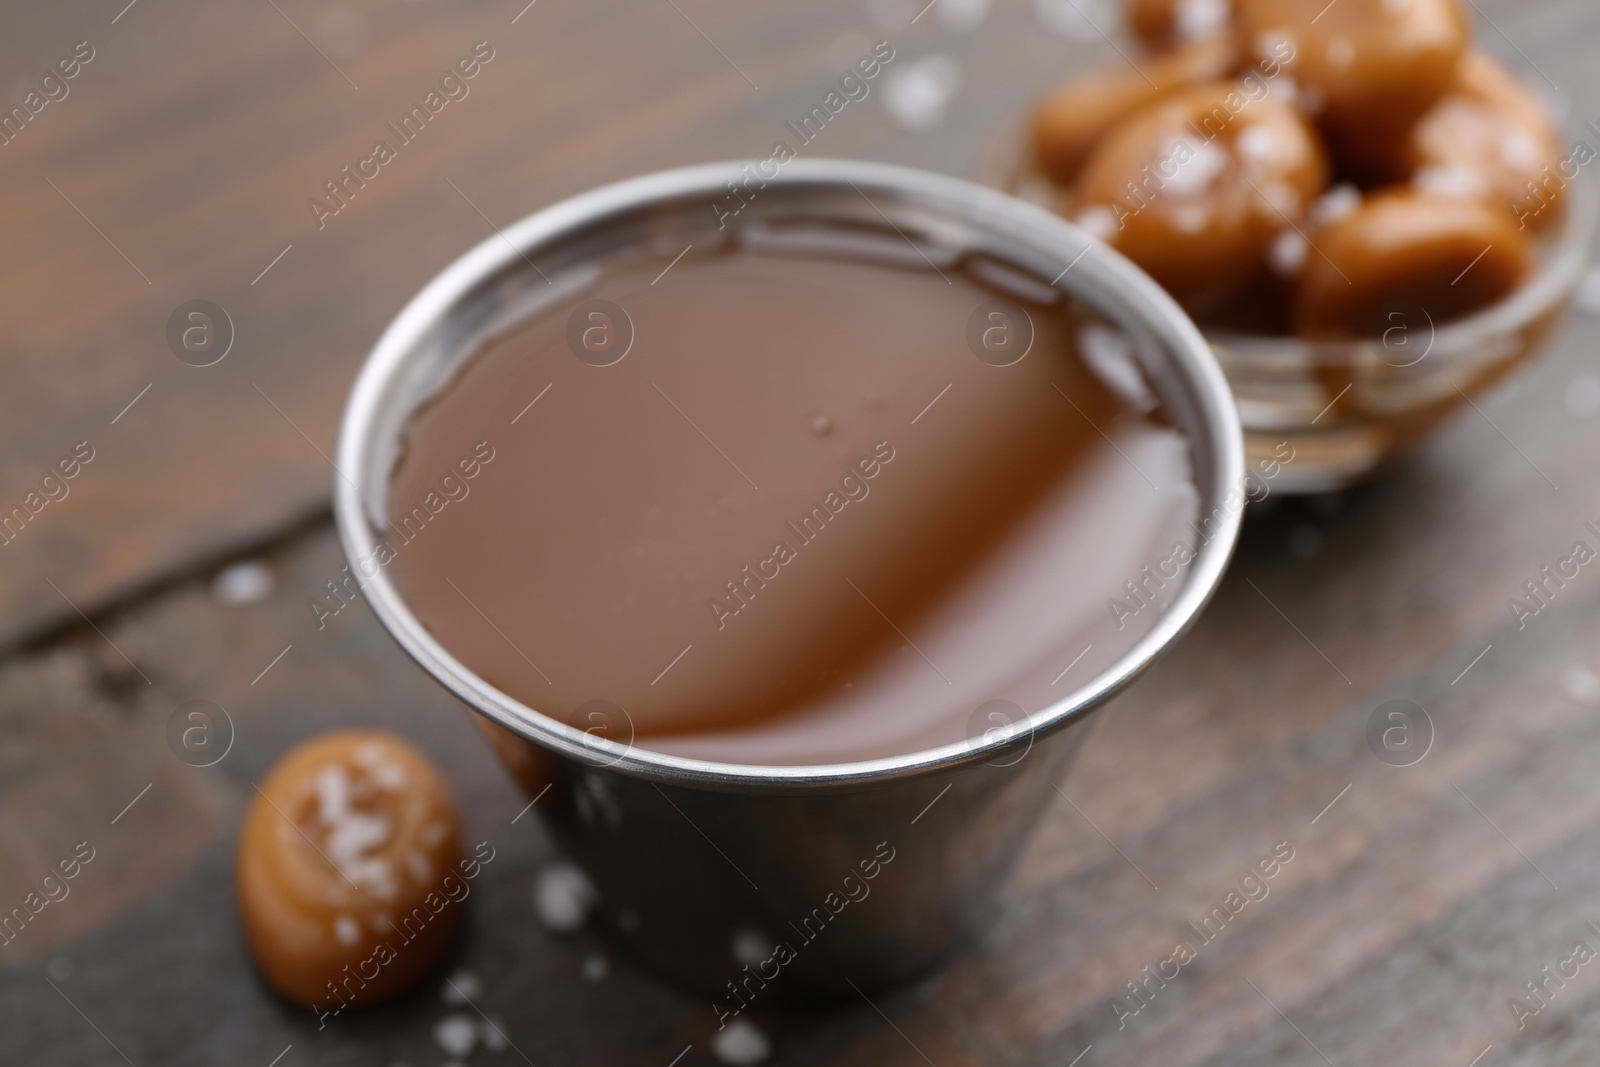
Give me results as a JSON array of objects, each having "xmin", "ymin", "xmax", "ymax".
[
  {"xmin": 441, "ymin": 969, "xmax": 482, "ymax": 1005},
  {"xmin": 1073, "ymin": 206, "xmax": 1118, "ymax": 241},
  {"xmin": 711, "ymin": 1019, "xmax": 772, "ymax": 1065},
  {"xmin": 1308, "ymin": 183, "xmax": 1361, "ymax": 227},
  {"xmin": 480, "ymin": 1017, "xmax": 510, "ymax": 1052},
  {"xmin": 334, "ymin": 915, "xmax": 361, "ymax": 945},
  {"xmin": 881, "ymin": 56, "xmax": 962, "ymax": 132},
  {"xmin": 1163, "ymin": 138, "xmax": 1226, "ymax": 198},
  {"xmin": 1269, "ymin": 229, "xmax": 1308, "ymax": 276},
  {"xmin": 1564, "ymin": 666, "xmax": 1600, "ymax": 705},
  {"xmin": 582, "ymin": 953, "xmax": 610, "ymax": 982},
  {"xmin": 1236, "ymin": 124, "xmax": 1281, "ymax": 168},
  {"xmin": 1174, "ymin": 0, "xmax": 1228, "ymax": 40},
  {"xmin": 731, "ymin": 929, "xmax": 773, "ymax": 966},
  {"xmin": 534, "ymin": 863, "xmax": 597, "ymax": 933},
  {"xmin": 434, "ymin": 1014, "xmax": 479, "ymax": 1059},
  {"xmin": 1413, "ymin": 165, "xmax": 1487, "ymax": 200},
  {"xmin": 211, "ymin": 561, "xmax": 273, "ymax": 605}
]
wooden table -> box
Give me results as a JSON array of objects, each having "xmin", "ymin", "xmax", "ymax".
[{"xmin": 3, "ymin": 0, "xmax": 1600, "ymax": 1063}]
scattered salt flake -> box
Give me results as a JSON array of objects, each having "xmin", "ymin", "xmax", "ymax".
[
  {"xmin": 46, "ymin": 957, "xmax": 72, "ymax": 982},
  {"xmin": 1414, "ymin": 165, "xmax": 1487, "ymax": 200},
  {"xmin": 581, "ymin": 953, "xmax": 609, "ymax": 982},
  {"xmin": 434, "ymin": 1014, "xmax": 479, "ymax": 1059},
  {"xmin": 480, "ymin": 1017, "xmax": 510, "ymax": 1052},
  {"xmin": 732, "ymin": 929, "xmax": 773, "ymax": 966},
  {"xmin": 1164, "ymin": 138, "xmax": 1226, "ymax": 198},
  {"xmin": 334, "ymin": 915, "xmax": 361, "ymax": 945},
  {"xmin": 1564, "ymin": 666, "xmax": 1600, "ymax": 705},
  {"xmin": 711, "ymin": 1019, "xmax": 772, "ymax": 1065},
  {"xmin": 1574, "ymin": 266, "xmax": 1600, "ymax": 317},
  {"xmin": 1169, "ymin": 203, "xmax": 1210, "ymax": 234},
  {"xmin": 211, "ymin": 561, "xmax": 273, "ymax": 605},
  {"xmin": 1308, "ymin": 183, "xmax": 1361, "ymax": 227},
  {"xmin": 1325, "ymin": 36, "xmax": 1354, "ymax": 68},
  {"xmin": 1236, "ymin": 124, "xmax": 1281, "ymax": 168},
  {"xmin": 1174, "ymin": 0, "xmax": 1228, "ymax": 40},
  {"xmin": 534, "ymin": 863, "xmax": 597, "ymax": 933},
  {"xmin": 1269, "ymin": 229, "xmax": 1308, "ymax": 276},
  {"xmin": 881, "ymin": 55, "xmax": 962, "ymax": 132},
  {"xmin": 441, "ymin": 969, "xmax": 482, "ymax": 1005},
  {"xmin": 1500, "ymin": 128, "xmax": 1545, "ymax": 172}
]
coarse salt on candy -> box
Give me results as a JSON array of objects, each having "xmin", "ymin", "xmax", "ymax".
[
  {"xmin": 1073, "ymin": 206, "xmax": 1118, "ymax": 241},
  {"xmin": 316, "ymin": 763, "xmax": 398, "ymax": 898},
  {"xmin": 355, "ymin": 742, "xmax": 408, "ymax": 789},
  {"xmin": 1269, "ymin": 229, "xmax": 1308, "ymax": 276},
  {"xmin": 1175, "ymin": 0, "xmax": 1228, "ymax": 40},
  {"xmin": 1163, "ymin": 138, "xmax": 1226, "ymax": 197},
  {"xmin": 334, "ymin": 915, "xmax": 361, "ymax": 945}
]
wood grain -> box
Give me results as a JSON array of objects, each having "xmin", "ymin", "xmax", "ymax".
[{"xmin": 2, "ymin": 0, "xmax": 1600, "ymax": 1063}]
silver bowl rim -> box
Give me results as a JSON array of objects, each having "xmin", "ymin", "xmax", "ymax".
[{"xmin": 332, "ymin": 158, "xmax": 1246, "ymax": 791}]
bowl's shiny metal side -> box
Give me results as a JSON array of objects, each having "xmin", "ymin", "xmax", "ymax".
[
  {"xmin": 334, "ymin": 159, "xmax": 1244, "ymax": 996},
  {"xmin": 477, "ymin": 712, "xmax": 1095, "ymax": 996}
]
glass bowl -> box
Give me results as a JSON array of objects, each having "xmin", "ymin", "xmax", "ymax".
[{"xmin": 983, "ymin": 119, "xmax": 1599, "ymax": 492}]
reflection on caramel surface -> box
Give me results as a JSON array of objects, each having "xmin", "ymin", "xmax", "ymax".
[{"xmin": 387, "ymin": 238, "xmax": 1198, "ymax": 765}]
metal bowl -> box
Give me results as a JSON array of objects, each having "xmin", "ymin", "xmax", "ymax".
[{"xmin": 333, "ymin": 159, "xmax": 1244, "ymax": 994}]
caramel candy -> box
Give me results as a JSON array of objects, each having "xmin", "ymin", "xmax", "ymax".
[
  {"xmin": 1031, "ymin": 35, "xmax": 1239, "ymax": 184},
  {"xmin": 1292, "ymin": 187, "xmax": 1533, "ymax": 339},
  {"xmin": 1237, "ymin": 0, "xmax": 1470, "ymax": 183},
  {"xmin": 236, "ymin": 730, "xmax": 464, "ymax": 1009},
  {"xmin": 1071, "ymin": 80, "xmax": 1328, "ymax": 316},
  {"xmin": 1407, "ymin": 48, "xmax": 1565, "ymax": 229},
  {"xmin": 1129, "ymin": 0, "xmax": 1236, "ymax": 49}
]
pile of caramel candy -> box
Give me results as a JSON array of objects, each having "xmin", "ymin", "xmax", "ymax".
[{"xmin": 1031, "ymin": 0, "xmax": 1569, "ymax": 338}]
